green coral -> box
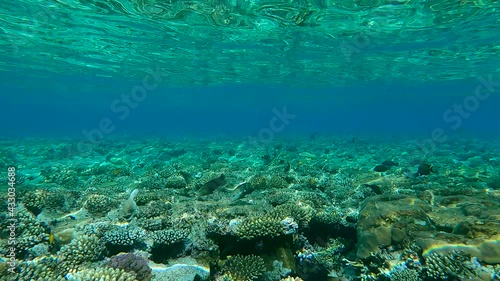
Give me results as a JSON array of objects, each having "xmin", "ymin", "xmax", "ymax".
[
  {"xmin": 234, "ymin": 203, "xmax": 312, "ymax": 240},
  {"xmin": 137, "ymin": 200, "xmax": 171, "ymax": 218},
  {"xmin": 14, "ymin": 234, "xmax": 50, "ymax": 257},
  {"xmin": 165, "ymin": 174, "xmax": 187, "ymax": 189},
  {"xmin": 312, "ymin": 206, "xmax": 343, "ymax": 225},
  {"xmin": 150, "ymin": 228, "xmax": 189, "ymax": 246},
  {"xmin": 22, "ymin": 190, "xmax": 46, "ymax": 215},
  {"xmin": 15, "ymin": 208, "xmax": 50, "ymax": 235},
  {"xmin": 234, "ymin": 215, "xmax": 285, "ymax": 240},
  {"xmin": 276, "ymin": 203, "xmax": 313, "ymax": 227},
  {"xmin": 136, "ymin": 218, "xmax": 165, "ymax": 231},
  {"xmin": 424, "ymin": 250, "xmax": 476, "ymax": 280},
  {"xmin": 22, "ymin": 189, "xmax": 67, "ymax": 215},
  {"xmin": 45, "ymin": 191, "xmax": 66, "ymax": 209},
  {"xmin": 85, "ymin": 194, "xmax": 111, "ymax": 215},
  {"xmin": 159, "ymin": 166, "xmax": 177, "ymax": 178},
  {"xmin": 248, "ymin": 175, "xmax": 267, "ymax": 190},
  {"xmin": 269, "ymin": 175, "xmax": 288, "ymax": 189},
  {"xmin": 103, "ymin": 226, "xmax": 145, "ymax": 247},
  {"xmin": 391, "ymin": 268, "xmax": 419, "ymax": 281},
  {"xmin": 140, "ymin": 175, "xmax": 167, "ymax": 189},
  {"xmin": 135, "ymin": 191, "xmax": 164, "ymax": 205},
  {"xmin": 313, "ymin": 238, "xmax": 346, "ymax": 276},
  {"xmin": 1, "ymin": 208, "xmax": 50, "ymax": 258},
  {"xmin": 268, "ymin": 191, "xmax": 293, "ymax": 206},
  {"xmin": 57, "ymin": 235, "xmax": 105, "ymax": 272},
  {"xmin": 41, "ymin": 166, "xmax": 80, "ymax": 187},
  {"xmin": 223, "ymin": 254, "xmax": 266, "ymax": 281}
]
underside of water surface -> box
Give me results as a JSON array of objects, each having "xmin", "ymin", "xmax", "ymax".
[{"xmin": 0, "ymin": 0, "xmax": 499, "ymax": 87}]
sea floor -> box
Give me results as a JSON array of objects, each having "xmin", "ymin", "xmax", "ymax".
[{"xmin": 1, "ymin": 135, "xmax": 499, "ymax": 281}]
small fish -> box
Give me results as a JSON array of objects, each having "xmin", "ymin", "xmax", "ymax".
[
  {"xmin": 417, "ymin": 164, "xmax": 434, "ymax": 176},
  {"xmin": 309, "ymin": 178, "xmax": 316, "ymax": 185},
  {"xmin": 49, "ymin": 231, "xmax": 55, "ymax": 244}
]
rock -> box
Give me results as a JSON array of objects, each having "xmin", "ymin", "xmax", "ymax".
[{"xmin": 356, "ymin": 195, "xmax": 432, "ymax": 258}]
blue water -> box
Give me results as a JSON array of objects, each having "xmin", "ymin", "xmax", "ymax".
[{"xmin": 2, "ymin": 74, "xmax": 499, "ymax": 141}]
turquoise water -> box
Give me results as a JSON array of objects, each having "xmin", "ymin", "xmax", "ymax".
[
  {"xmin": 1, "ymin": 0, "xmax": 499, "ymax": 139},
  {"xmin": 1, "ymin": 1, "xmax": 500, "ymax": 281}
]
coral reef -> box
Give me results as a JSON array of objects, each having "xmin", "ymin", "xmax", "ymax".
[{"xmin": 2, "ymin": 136, "xmax": 500, "ymax": 281}]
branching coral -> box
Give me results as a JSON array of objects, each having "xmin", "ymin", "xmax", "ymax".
[{"xmin": 222, "ymin": 254, "xmax": 266, "ymax": 281}]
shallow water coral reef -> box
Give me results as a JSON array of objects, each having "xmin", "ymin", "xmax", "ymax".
[{"xmin": 1, "ymin": 136, "xmax": 499, "ymax": 281}]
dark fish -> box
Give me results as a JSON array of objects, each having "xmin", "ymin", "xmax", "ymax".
[
  {"xmin": 417, "ymin": 164, "xmax": 434, "ymax": 176},
  {"xmin": 364, "ymin": 184, "xmax": 383, "ymax": 194},
  {"xmin": 197, "ymin": 174, "xmax": 227, "ymax": 196},
  {"xmin": 374, "ymin": 165, "xmax": 390, "ymax": 172},
  {"xmin": 381, "ymin": 160, "xmax": 398, "ymax": 167}
]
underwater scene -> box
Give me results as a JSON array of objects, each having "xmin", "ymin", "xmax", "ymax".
[{"xmin": 1, "ymin": 0, "xmax": 500, "ymax": 280}]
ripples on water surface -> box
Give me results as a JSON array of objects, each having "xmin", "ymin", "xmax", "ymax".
[{"xmin": 0, "ymin": 0, "xmax": 499, "ymax": 87}]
